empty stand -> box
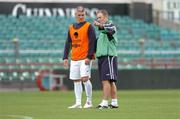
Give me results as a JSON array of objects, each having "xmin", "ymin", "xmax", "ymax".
[{"xmin": 0, "ymin": 15, "xmax": 180, "ymax": 81}]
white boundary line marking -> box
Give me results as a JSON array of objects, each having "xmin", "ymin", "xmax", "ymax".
[{"xmin": 7, "ymin": 115, "xmax": 33, "ymax": 119}]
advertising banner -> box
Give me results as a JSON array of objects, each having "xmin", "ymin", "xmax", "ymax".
[{"xmin": 0, "ymin": 2, "xmax": 129, "ymax": 17}]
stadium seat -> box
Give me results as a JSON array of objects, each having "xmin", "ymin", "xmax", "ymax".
[{"xmin": 0, "ymin": 15, "xmax": 180, "ymax": 72}]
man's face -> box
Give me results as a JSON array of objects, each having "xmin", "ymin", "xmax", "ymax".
[
  {"xmin": 75, "ymin": 11, "xmax": 85, "ymax": 23},
  {"xmin": 96, "ymin": 13, "xmax": 107, "ymax": 24}
]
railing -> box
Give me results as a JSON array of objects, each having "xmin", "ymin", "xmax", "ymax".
[{"xmin": 121, "ymin": 58, "xmax": 180, "ymax": 69}]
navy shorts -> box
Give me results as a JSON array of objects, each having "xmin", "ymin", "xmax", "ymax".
[{"xmin": 98, "ymin": 56, "xmax": 118, "ymax": 82}]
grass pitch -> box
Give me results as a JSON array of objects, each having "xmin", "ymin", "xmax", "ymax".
[{"xmin": 0, "ymin": 89, "xmax": 179, "ymax": 119}]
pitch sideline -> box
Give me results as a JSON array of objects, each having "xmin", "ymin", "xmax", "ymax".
[{"xmin": 7, "ymin": 115, "xmax": 33, "ymax": 119}]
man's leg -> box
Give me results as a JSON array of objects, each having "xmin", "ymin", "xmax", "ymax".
[
  {"xmin": 97, "ymin": 80, "xmax": 110, "ymax": 108},
  {"xmin": 68, "ymin": 80, "xmax": 82, "ymax": 108},
  {"xmin": 97, "ymin": 56, "xmax": 112, "ymax": 109},
  {"xmin": 68, "ymin": 60, "xmax": 83, "ymax": 108},
  {"xmin": 81, "ymin": 60, "xmax": 93, "ymax": 108},
  {"xmin": 110, "ymin": 82, "xmax": 118, "ymax": 108},
  {"xmin": 82, "ymin": 77, "xmax": 93, "ymax": 108}
]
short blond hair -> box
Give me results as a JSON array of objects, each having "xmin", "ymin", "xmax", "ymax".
[
  {"xmin": 96, "ymin": 9, "xmax": 109, "ymax": 18},
  {"xmin": 75, "ymin": 6, "xmax": 85, "ymax": 13}
]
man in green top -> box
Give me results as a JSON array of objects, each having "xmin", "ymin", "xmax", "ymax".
[{"xmin": 94, "ymin": 9, "xmax": 118, "ymax": 109}]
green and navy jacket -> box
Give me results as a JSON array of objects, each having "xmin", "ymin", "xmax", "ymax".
[{"xmin": 95, "ymin": 20, "xmax": 118, "ymax": 58}]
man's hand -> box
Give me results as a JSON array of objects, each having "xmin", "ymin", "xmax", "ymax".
[
  {"xmin": 94, "ymin": 20, "xmax": 104, "ymax": 29},
  {"xmin": 63, "ymin": 59, "xmax": 69, "ymax": 68},
  {"xmin": 94, "ymin": 20, "xmax": 101, "ymax": 27},
  {"xmin": 85, "ymin": 58, "xmax": 91, "ymax": 65}
]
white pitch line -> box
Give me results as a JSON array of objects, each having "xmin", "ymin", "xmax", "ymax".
[{"xmin": 7, "ymin": 115, "xmax": 33, "ymax": 119}]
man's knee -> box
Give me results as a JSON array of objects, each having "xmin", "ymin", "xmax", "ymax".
[
  {"xmin": 73, "ymin": 79, "xmax": 81, "ymax": 83},
  {"xmin": 81, "ymin": 76, "xmax": 89, "ymax": 82}
]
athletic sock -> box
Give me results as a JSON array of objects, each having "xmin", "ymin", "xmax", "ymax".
[
  {"xmin": 100, "ymin": 100, "xmax": 108, "ymax": 107},
  {"xmin": 111, "ymin": 99, "xmax": 118, "ymax": 106},
  {"xmin": 74, "ymin": 82, "xmax": 82, "ymax": 105},
  {"xmin": 83, "ymin": 80, "xmax": 92, "ymax": 103}
]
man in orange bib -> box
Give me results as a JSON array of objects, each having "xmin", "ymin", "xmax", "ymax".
[{"xmin": 63, "ymin": 6, "xmax": 96, "ymax": 109}]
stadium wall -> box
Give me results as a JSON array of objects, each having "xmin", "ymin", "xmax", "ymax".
[
  {"xmin": 1, "ymin": 69, "xmax": 179, "ymax": 91},
  {"xmin": 0, "ymin": 2, "xmax": 154, "ymax": 23},
  {"xmin": 0, "ymin": 0, "xmax": 143, "ymax": 3},
  {"xmin": 0, "ymin": 2, "xmax": 129, "ymax": 17},
  {"xmin": 54, "ymin": 69, "xmax": 180, "ymax": 90}
]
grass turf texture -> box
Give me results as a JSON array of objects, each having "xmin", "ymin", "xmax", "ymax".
[{"xmin": 0, "ymin": 90, "xmax": 179, "ymax": 119}]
